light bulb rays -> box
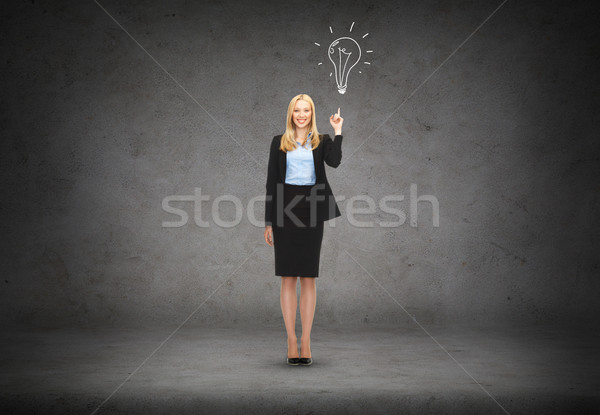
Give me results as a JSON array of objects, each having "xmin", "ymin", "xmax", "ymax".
[{"xmin": 315, "ymin": 22, "xmax": 372, "ymax": 94}]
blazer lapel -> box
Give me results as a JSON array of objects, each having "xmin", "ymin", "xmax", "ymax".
[
  {"xmin": 313, "ymin": 140, "xmax": 320, "ymax": 181},
  {"xmin": 278, "ymin": 148, "xmax": 286, "ymax": 181}
]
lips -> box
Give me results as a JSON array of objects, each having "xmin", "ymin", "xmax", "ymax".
[{"xmin": 298, "ymin": 119, "xmax": 306, "ymax": 123}]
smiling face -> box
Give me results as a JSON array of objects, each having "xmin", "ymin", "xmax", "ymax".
[{"xmin": 292, "ymin": 99, "xmax": 312, "ymax": 130}]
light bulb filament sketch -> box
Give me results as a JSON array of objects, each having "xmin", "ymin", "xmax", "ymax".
[
  {"xmin": 314, "ymin": 22, "xmax": 372, "ymax": 94},
  {"xmin": 329, "ymin": 37, "xmax": 361, "ymax": 94}
]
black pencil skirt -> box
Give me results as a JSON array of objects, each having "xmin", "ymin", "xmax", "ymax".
[{"xmin": 272, "ymin": 183, "xmax": 324, "ymax": 278}]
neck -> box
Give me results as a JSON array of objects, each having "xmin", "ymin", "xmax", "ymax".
[{"xmin": 294, "ymin": 126, "xmax": 308, "ymax": 140}]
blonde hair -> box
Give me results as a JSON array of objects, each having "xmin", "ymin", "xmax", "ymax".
[{"xmin": 279, "ymin": 94, "xmax": 322, "ymax": 153}]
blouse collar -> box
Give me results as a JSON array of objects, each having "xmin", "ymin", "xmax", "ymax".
[{"xmin": 296, "ymin": 132, "xmax": 312, "ymax": 148}]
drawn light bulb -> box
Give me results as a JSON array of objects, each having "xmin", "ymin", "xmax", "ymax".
[{"xmin": 328, "ymin": 37, "xmax": 362, "ymax": 94}]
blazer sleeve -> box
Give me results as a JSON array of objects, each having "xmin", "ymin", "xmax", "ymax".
[
  {"xmin": 264, "ymin": 136, "xmax": 279, "ymax": 226},
  {"xmin": 323, "ymin": 134, "xmax": 343, "ymax": 168}
]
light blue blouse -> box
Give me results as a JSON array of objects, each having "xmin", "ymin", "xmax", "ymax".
[{"xmin": 285, "ymin": 132, "xmax": 316, "ymax": 185}]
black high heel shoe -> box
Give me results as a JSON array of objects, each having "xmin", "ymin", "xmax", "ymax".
[
  {"xmin": 299, "ymin": 347, "xmax": 312, "ymax": 365},
  {"xmin": 298, "ymin": 357, "xmax": 312, "ymax": 365},
  {"xmin": 287, "ymin": 344, "xmax": 300, "ymax": 365}
]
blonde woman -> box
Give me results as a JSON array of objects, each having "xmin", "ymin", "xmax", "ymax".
[{"xmin": 264, "ymin": 94, "xmax": 344, "ymax": 366}]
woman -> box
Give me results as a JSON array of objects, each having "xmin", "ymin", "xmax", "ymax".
[{"xmin": 264, "ymin": 94, "xmax": 344, "ymax": 366}]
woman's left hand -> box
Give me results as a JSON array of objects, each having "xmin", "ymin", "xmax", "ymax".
[{"xmin": 329, "ymin": 107, "xmax": 343, "ymax": 134}]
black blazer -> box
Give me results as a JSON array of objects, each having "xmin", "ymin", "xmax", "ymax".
[{"xmin": 265, "ymin": 134, "xmax": 343, "ymax": 226}]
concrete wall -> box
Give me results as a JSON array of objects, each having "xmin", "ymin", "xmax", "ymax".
[{"xmin": 1, "ymin": 0, "xmax": 598, "ymax": 328}]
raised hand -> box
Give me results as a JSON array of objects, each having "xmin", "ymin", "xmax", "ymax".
[{"xmin": 329, "ymin": 107, "xmax": 343, "ymax": 134}]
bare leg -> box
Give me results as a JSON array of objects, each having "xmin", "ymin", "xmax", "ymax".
[
  {"xmin": 280, "ymin": 276, "xmax": 299, "ymax": 358},
  {"xmin": 299, "ymin": 277, "xmax": 316, "ymax": 358}
]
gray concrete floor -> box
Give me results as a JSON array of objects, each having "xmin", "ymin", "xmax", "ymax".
[{"xmin": 1, "ymin": 322, "xmax": 598, "ymax": 414}]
